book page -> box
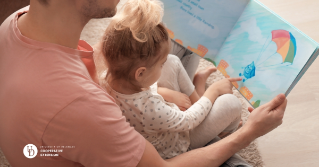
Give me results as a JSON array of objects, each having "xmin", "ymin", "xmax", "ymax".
[
  {"xmin": 161, "ymin": 0, "xmax": 250, "ymax": 61},
  {"xmin": 214, "ymin": 0, "xmax": 318, "ymax": 108}
]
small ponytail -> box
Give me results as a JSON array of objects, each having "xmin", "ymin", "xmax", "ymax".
[{"xmin": 112, "ymin": 0, "xmax": 164, "ymax": 42}]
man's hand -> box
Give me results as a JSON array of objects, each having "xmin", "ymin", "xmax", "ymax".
[
  {"xmin": 243, "ymin": 93, "xmax": 287, "ymax": 139},
  {"xmin": 157, "ymin": 87, "xmax": 191, "ymax": 111}
]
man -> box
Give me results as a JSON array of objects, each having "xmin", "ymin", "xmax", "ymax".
[{"xmin": 0, "ymin": 0, "xmax": 287, "ymax": 166}]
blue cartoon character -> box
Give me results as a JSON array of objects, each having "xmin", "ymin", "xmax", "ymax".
[{"xmin": 239, "ymin": 61, "xmax": 256, "ymax": 82}]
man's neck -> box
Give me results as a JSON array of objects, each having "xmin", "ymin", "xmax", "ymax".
[{"xmin": 17, "ymin": 1, "xmax": 89, "ymax": 49}]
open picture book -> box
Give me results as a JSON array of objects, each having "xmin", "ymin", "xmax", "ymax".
[{"xmin": 161, "ymin": 0, "xmax": 319, "ymax": 108}]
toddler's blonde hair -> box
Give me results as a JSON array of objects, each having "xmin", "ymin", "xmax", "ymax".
[{"xmin": 102, "ymin": 0, "xmax": 169, "ymax": 90}]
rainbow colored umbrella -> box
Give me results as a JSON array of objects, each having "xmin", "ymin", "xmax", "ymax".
[{"xmin": 271, "ymin": 30, "xmax": 297, "ymax": 64}]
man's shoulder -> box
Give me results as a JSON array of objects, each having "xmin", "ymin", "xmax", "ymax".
[
  {"xmin": 49, "ymin": 80, "xmax": 119, "ymax": 121},
  {"xmin": 0, "ymin": 6, "xmax": 29, "ymax": 30}
]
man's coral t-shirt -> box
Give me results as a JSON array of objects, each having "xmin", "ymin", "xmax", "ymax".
[{"xmin": 0, "ymin": 7, "xmax": 145, "ymax": 167}]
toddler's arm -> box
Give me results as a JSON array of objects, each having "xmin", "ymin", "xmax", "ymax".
[{"xmin": 142, "ymin": 95, "xmax": 212, "ymax": 133}]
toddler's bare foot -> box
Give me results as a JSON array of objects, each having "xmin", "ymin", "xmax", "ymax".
[
  {"xmin": 218, "ymin": 120, "xmax": 243, "ymax": 139},
  {"xmin": 238, "ymin": 120, "xmax": 243, "ymax": 129},
  {"xmin": 193, "ymin": 67, "xmax": 217, "ymax": 96},
  {"xmin": 194, "ymin": 67, "xmax": 217, "ymax": 82},
  {"xmin": 218, "ymin": 132, "xmax": 230, "ymax": 139}
]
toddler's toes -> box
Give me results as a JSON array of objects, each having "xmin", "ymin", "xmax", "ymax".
[{"xmin": 195, "ymin": 67, "xmax": 217, "ymax": 81}]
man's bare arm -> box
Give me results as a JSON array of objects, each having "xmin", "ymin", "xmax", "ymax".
[
  {"xmin": 137, "ymin": 127, "xmax": 253, "ymax": 167},
  {"xmin": 137, "ymin": 94, "xmax": 287, "ymax": 167}
]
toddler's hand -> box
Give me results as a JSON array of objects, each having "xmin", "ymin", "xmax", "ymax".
[
  {"xmin": 212, "ymin": 78, "xmax": 242, "ymax": 96},
  {"xmin": 203, "ymin": 77, "xmax": 242, "ymax": 104},
  {"xmin": 173, "ymin": 92, "xmax": 192, "ymax": 111},
  {"xmin": 157, "ymin": 87, "xmax": 191, "ymax": 111}
]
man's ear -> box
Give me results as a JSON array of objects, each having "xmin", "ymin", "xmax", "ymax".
[{"xmin": 135, "ymin": 67, "xmax": 147, "ymax": 82}]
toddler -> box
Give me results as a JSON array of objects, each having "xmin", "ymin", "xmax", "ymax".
[{"xmin": 100, "ymin": 0, "xmax": 242, "ymax": 159}]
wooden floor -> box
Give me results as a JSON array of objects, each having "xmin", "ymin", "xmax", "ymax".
[{"xmin": 257, "ymin": 0, "xmax": 319, "ymax": 166}]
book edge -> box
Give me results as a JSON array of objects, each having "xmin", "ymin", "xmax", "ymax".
[{"xmin": 285, "ymin": 47, "xmax": 319, "ymax": 96}]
